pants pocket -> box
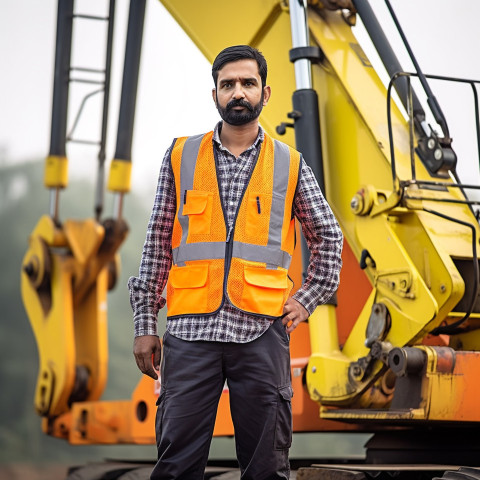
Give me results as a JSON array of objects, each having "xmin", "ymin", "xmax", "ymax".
[
  {"xmin": 273, "ymin": 317, "xmax": 290, "ymax": 345},
  {"xmin": 274, "ymin": 385, "xmax": 293, "ymax": 450}
]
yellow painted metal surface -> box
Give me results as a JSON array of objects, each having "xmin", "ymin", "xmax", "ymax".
[
  {"xmin": 21, "ymin": 214, "xmax": 127, "ymax": 425},
  {"xmin": 307, "ymin": 304, "xmax": 352, "ymax": 403},
  {"xmin": 108, "ymin": 159, "xmax": 132, "ymax": 193},
  {"xmin": 308, "ymin": 6, "xmax": 477, "ymax": 409},
  {"xmin": 44, "ymin": 154, "xmax": 68, "ymax": 189},
  {"xmin": 22, "ymin": 216, "xmax": 77, "ymax": 417},
  {"xmin": 322, "ymin": 346, "xmax": 480, "ymax": 423}
]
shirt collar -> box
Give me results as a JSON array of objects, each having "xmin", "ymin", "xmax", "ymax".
[{"xmin": 213, "ymin": 121, "xmax": 264, "ymax": 152}]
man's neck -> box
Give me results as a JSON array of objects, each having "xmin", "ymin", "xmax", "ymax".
[{"xmin": 219, "ymin": 121, "xmax": 259, "ymax": 158}]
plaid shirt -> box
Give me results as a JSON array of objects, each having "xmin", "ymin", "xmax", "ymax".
[{"xmin": 128, "ymin": 122, "xmax": 343, "ymax": 342}]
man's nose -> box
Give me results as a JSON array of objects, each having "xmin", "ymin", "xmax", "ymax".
[{"xmin": 232, "ymin": 83, "xmax": 245, "ymax": 99}]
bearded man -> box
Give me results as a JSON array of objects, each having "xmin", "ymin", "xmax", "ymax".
[{"xmin": 128, "ymin": 45, "xmax": 343, "ymax": 480}]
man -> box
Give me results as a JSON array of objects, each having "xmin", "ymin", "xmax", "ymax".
[{"xmin": 128, "ymin": 45, "xmax": 343, "ymax": 480}]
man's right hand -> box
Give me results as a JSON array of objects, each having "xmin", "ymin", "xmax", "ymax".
[{"xmin": 133, "ymin": 335, "xmax": 162, "ymax": 380}]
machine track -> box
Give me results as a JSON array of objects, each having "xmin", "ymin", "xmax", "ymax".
[{"xmin": 295, "ymin": 465, "xmax": 480, "ymax": 480}]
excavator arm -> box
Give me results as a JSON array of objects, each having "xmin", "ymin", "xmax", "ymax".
[
  {"xmin": 21, "ymin": 0, "xmax": 143, "ymax": 442},
  {"xmin": 160, "ymin": 0, "xmax": 480, "ymax": 425}
]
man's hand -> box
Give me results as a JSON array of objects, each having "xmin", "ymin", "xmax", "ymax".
[
  {"xmin": 282, "ymin": 298, "xmax": 309, "ymax": 334},
  {"xmin": 133, "ymin": 335, "xmax": 162, "ymax": 380}
]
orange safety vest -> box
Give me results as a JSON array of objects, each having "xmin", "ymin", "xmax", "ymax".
[{"xmin": 166, "ymin": 130, "xmax": 301, "ymax": 319}]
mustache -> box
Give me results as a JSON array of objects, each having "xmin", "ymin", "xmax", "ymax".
[{"xmin": 226, "ymin": 99, "xmax": 254, "ymax": 112}]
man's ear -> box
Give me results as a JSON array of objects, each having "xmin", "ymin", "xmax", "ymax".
[
  {"xmin": 212, "ymin": 88, "xmax": 217, "ymax": 105},
  {"xmin": 263, "ymin": 85, "xmax": 271, "ymax": 106}
]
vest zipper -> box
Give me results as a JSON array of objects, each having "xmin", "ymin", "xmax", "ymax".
[
  {"xmin": 222, "ymin": 168, "xmax": 261, "ymax": 307},
  {"xmin": 226, "ymin": 225, "xmax": 233, "ymax": 243},
  {"xmin": 224, "ymin": 225, "xmax": 234, "ymax": 303},
  {"xmin": 225, "ymin": 224, "xmax": 234, "ymax": 283},
  {"xmin": 220, "ymin": 144, "xmax": 288, "ymax": 320},
  {"xmin": 214, "ymin": 144, "xmax": 262, "ymax": 307}
]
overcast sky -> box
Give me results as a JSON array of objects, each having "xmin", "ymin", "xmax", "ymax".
[{"xmin": 1, "ymin": 0, "xmax": 480, "ymax": 202}]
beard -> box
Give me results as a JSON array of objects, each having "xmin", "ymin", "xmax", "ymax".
[{"xmin": 216, "ymin": 96, "xmax": 264, "ymax": 126}]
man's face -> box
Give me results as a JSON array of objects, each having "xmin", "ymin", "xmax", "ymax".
[{"xmin": 213, "ymin": 59, "xmax": 270, "ymax": 126}]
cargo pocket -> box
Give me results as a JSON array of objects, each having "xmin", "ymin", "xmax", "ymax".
[
  {"xmin": 274, "ymin": 385, "xmax": 293, "ymax": 450},
  {"xmin": 245, "ymin": 192, "xmax": 271, "ymax": 238},
  {"xmin": 167, "ymin": 264, "xmax": 209, "ymax": 315},
  {"xmin": 182, "ymin": 190, "xmax": 213, "ymax": 235},
  {"xmin": 241, "ymin": 266, "xmax": 288, "ymax": 316}
]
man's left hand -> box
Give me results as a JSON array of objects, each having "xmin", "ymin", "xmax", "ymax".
[{"xmin": 282, "ymin": 298, "xmax": 309, "ymax": 333}]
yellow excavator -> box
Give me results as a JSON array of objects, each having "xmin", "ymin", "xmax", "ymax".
[{"xmin": 21, "ymin": 0, "xmax": 480, "ymax": 478}]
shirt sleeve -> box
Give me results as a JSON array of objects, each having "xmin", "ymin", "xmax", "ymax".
[
  {"xmin": 291, "ymin": 157, "xmax": 343, "ymax": 314},
  {"xmin": 127, "ymin": 146, "xmax": 176, "ymax": 337}
]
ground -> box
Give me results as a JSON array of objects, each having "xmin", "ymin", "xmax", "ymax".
[
  {"xmin": 0, "ymin": 465, "xmax": 69, "ymax": 480},
  {"xmin": 0, "ymin": 465, "xmax": 298, "ymax": 479}
]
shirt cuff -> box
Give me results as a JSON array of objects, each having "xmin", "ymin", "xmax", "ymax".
[
  {"xmin": 133, "ymin": 313, "xmax": 158, "ymax": 337},
  {"xmin": 291, "ymin": 291, "xmax": 316, "ymax": 316}
]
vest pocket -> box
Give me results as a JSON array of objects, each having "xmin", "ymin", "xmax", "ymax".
[
  {"xmin": 245, "ymin": 192, "xmax": 271, "ymax": 239},
  {"xmin": 241, "ymin": 266, "xmax": 289, "ymax": 316},
  {"xmin": 182, "ymin": 190, "xmax": 213, "ymax": 235},
  {"xmin": 167, "ymin": 264, "xmax": 209, "ymax": 315}
]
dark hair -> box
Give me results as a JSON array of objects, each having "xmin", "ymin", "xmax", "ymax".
[{"xmin": 212, "ymin": 45, "xmax": 268, "ymax": 88}]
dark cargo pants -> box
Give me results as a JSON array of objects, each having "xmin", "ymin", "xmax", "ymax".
[{"xmin": 150, "ymin": 319, "xmax": 293, "ymax": 480}]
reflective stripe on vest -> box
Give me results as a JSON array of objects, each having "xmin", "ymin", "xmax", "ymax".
[{"xmin": 167, "ymin": 131, "xmax": 300, "ymax": 318}]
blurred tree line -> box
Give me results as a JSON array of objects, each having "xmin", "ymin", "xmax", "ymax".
[{"xmin": 0, "ymin": 159, "xmax": 161, "ymax": 464}]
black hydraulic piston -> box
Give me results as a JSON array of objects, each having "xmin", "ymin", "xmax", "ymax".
[
  {"xmin": 49, "ymin": 0, "xmax": 74, "ymax": 158},
  {"xmin": 352, "ymin": 0, "xmax": 425, "ymax": 121},
  {"xmin": 113, "ymin": 0, "xmax": 146, "ymax": 162},
  {"xmin": 292, "ymin": 88, "xmax": 325, "ymax": 194},
  {"xmin": 287, "ymin": 0, "xmax": 332, "ymax": 293}
]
